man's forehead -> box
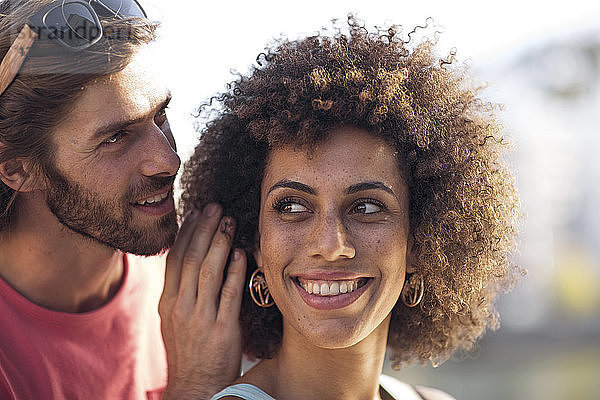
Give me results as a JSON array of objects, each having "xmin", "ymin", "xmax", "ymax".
[{"xmin": 59, "ymin": 45, "xmax": 169, "ymax": 138}]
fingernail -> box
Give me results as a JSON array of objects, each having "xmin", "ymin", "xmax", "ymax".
[
  {"xmin": 220, "ymin": 217, "xmax": 234, "ymax": 234},
  {"xmin": 204, "ymin": 203, "xmax": 219, "ymax": 217},
  {"xmin": 233, "ymin": 249, "xmax": 241, "ymax": 261}
]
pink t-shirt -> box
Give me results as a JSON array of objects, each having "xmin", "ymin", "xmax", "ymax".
[{"xmin": 0, "ymin": 254, "xmax": 167, "ymax": 400}]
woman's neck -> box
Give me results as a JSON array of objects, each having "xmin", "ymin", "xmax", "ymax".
[{"xmin": 242, "ymin": 314, "xmax": 391, "ymax": 400}]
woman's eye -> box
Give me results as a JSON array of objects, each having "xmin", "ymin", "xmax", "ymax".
[
  {"xmin": 274, "ymin": 199, "xmax": 309, "ymax": 214},
  {"xmin": 352, "ymin": 201, "xmax": 383, "ymax": 214},
  {"xmin": 104, "ymin": 130, "xmax": 127, "ymax": 145}
]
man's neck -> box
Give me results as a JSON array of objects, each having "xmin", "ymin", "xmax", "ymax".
[{"xmin": 0, "ymin": 200, "xmax": 125, "ymax": 313}]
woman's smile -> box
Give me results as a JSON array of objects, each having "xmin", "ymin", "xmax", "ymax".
[
  {"xmin": 294, "ymin": 275, "xmax": 373, "ymax": 310},
  {"xmin": 296, "ymin": 276, "xmax": 370, "ymax": 296}
]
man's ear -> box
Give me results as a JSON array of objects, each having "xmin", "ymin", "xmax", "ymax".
[
  {"xmin": 406, "ymin": 234, "xmax": 418, "ymax": 274},
  {"xmin": 0, "ymin": 158, "xmax": 41, "ymax": 192}
]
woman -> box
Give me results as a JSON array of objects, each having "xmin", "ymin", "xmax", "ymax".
[{"xmin": 181, "ymin": 17, "xmax": 521, "ymax": 400}]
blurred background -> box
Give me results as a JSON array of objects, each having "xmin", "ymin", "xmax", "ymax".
[{"xmin": 143, "ymin": 1, "xmax": 600, "ymax": 398}]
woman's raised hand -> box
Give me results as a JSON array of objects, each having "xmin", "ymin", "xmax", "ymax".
[{"xmin": 159, "ymin": 204, "xmax": 247, "ymax": 400}]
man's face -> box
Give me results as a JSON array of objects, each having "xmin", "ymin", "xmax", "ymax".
[{"xmin": 44, "ymin": 46, "xmax": 180, "ymax": 255}]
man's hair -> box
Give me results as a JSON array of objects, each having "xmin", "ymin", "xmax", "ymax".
[
  {"xmin": 0, "ymin": 0, "xmax": 158, "ymax": 230},
  {"xmin": 181, "ymin": 17, "xmax": 523, "ymax": 367}
]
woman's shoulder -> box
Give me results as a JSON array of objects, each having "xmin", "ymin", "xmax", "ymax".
[
  {"xmin": 210, "ymin": 383, "xmax": 275, "ymax": 400},
  {"xmin": 415, "ymin": 386, "xmax": 457, "ymax": 400},
  {"xmin": 214, "ymin": 397, "xmax": 247, "ymax": 400},
  {"xmin": 379, "ymin": 375, "xmax": 457, "ymax": 400},
  {"xmin": 212, "ymin": 376, "xmax": 456, "ymax": 400}
]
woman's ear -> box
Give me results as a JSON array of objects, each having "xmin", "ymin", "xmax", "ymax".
[
  {"xmin": 253, "ymin": 232, "xmax": 264, "ymax": 268},
  {"xmin": 0, "ymin": 158, "xmax": 40, "ymax": 192},
  {"xmin": 253, "ymin": 249, "xmax": 264, "ymax": 269},
  {"xmin": 406, "ymin": 235, "xmax": 418, "ymax": 274}
]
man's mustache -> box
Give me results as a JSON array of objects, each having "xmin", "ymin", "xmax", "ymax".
[{"xmin": 128, "ymin": 175, "xmax": 176, "ymax": 201}]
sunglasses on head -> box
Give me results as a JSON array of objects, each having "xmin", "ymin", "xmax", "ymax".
[{"xmin": 0, "ymin": 0, "xmax": 147, "ymax": 95}]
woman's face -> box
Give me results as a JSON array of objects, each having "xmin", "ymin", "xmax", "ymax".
[{"xmin": 256, "ymin": 127, "xmax": 411, "ymax": 349}]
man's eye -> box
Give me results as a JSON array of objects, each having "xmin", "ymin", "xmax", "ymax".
[
  {"xmin": 351, "ymin": 200, "xmax": 383, "ymax": 214},
  {"xmin": 154, "ymin": 108, "xmax": 168, "ymax": 127},
  {"xmin": 104, "ymin": 130, "xmax": 127, "ymax": 145}
]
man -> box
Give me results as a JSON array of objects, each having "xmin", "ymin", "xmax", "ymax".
[{"xmin": 0, "ymin": 0, "xmax": 243, "ymax": 398}]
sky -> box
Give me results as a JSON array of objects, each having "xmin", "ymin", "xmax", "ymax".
[{"xmin": 140, "ymin": 0, "xmax": 600, "ymax": 160}]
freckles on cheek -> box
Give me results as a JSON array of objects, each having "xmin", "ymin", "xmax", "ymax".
[
  {"xmin": 364, "ymin": 230, "xmax": 407, "ymax": 258},
  {"xmin": 263, "ymin": 234, "xmax": 293, "ymax": 260},
  {"xmin": 261, "ymin": 228, "xmax": 299, "ymax": 269}
]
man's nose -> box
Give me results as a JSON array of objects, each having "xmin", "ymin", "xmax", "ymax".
[
  {"xmin": 138, "ymin": 124, "xmax": 180, "ymax": 177},
  {"xmin": 307, "ymin": 211, "xmax": 356, "ymax": 261}
]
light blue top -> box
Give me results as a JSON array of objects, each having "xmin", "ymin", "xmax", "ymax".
[
  {"xmin": 210, "ymin": 383, "xmax": 275, "ymax": 400},
  {"xmin": 210, "ymin": 375, "xmax": 423, "ymax": 400}
]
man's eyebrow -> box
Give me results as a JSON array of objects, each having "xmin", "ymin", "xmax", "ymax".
[
  {"xmin": 267, "ymin": 179, "xmax": 316, "ymax": 195},
  {"xmin": 90, "ymin": 92, "xmax": 172, "ymax": 140},
  {"xmin": 345, "ymin": 181, "xmax": 397, "ymax": 198}
]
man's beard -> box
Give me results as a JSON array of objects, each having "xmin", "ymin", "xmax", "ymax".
[{"xmin": 43, "ymin": 163, "xmax": 178, "ymax": 256}]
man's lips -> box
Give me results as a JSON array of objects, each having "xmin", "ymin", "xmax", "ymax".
[
  {"xmin": 131, "ymin": 185, "xmax": 175, "ymax": 217},
  {"xmin": 133, "ymin": 186, "xmax": 172, "ymax": 206}
]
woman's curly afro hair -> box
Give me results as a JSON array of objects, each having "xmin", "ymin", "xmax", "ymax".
[{"xmin": 180, "ymin": 16, "xmax": 522, "ymax": 368}]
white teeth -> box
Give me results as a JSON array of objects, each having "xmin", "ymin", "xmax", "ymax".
[
  {"xmin": 329, "ymin": 282, "xmax": 339, "ymax": 295},
  {"xmin": 340, "ymin": 282, "xmax": 348, "ymax": 293},
  {"xmin": 320, "ymin": 283, "xmax": 329, "ymax": 295},
  {"xmin": 136, "ymin": 191, "xmax": 169, "ymax": 206},
  {"xmin": 299, "ymin": 278, "xmax": 365, "ymax": 297}
]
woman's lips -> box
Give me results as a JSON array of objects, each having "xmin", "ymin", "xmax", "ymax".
[
  {"xmin": 297, "ymin": 277, "xmax": 368, "ymax": 295},
  {"xmin": 294, "ymin": 277, "xmax": 372, "ymax": 310}
]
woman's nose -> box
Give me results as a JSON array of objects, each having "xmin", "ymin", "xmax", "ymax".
[{"xmin": 307, "ymin": 212, "xmax": 356, "ymax": 261}]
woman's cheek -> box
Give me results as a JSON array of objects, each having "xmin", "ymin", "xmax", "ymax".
[{"xmin": 260, "ymin": 226, "xmax": 299, "ymax": 267}]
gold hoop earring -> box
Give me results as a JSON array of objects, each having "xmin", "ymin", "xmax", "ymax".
[
  {"xmin": 249, "ymin": 269, "xmax": 274, "ymax": 308},
  {"xmin": 401, "ymin": 273, "xmax": 424, "ymax": 308}
]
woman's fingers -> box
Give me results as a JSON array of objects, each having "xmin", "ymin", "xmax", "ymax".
[
  {"xmin": 177, "ymin": 204, "xmax": 223, "ymax": 306},
  {"xmin": 162, "ymin": 203, "xmax": 246, "ymax": 321},
  {"xmin": 195, "ymin": 217, "xmax": 236, "ymax": 315},
  {"xmin": 159, "ymin": 205, "xmax": 247, "ymax": 399},
  {"xmin": 162, "ymin": 208, "xmax": 200, "ymax": 298},
  {"xmin": 217, "ymin": 249, "xmax": 247, "ymax": 325}
]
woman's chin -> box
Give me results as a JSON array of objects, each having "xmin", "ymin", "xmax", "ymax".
[{"xmin": 286, "ymin": 318, "xmax": 376, "ymax": 350}]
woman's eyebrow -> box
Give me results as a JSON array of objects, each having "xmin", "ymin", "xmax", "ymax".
[
  {"xmin": 267, "ymin": 180, "xmax": 397, "ymax": 199},
  {"xmin": 267, "ymin": 179, "xmax": 316, "ymax": 195},
  {"xmin": 346, "ymin": 181, "xmax": 397, "ymax": 198}
]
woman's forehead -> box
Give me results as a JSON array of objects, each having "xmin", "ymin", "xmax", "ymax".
[{"xmin": 262, "ymin": 127, "xmax": 407, "ymax": 194}]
